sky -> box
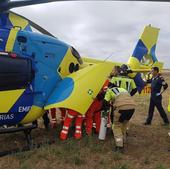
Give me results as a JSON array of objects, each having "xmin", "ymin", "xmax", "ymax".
[{"xmin": 13, "ymin": 1, "xmax": 170, "ymax": 68}]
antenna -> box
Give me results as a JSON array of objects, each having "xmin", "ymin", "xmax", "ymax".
[{"xmin": 103, "ymin": 52, "xmax": 115, "ymax": 62}]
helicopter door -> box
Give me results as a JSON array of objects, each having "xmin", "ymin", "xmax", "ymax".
[{"xmin": 0, "ymin": 53, "xmax": 34, "ymax": 91}]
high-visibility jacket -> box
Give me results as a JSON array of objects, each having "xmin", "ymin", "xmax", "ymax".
[
  {"xmin": 104, "ymin": 87, "xmax": 136, "ymax": 110},
  {"xmin": 110, "ymin": 76, "xmax": 136, "ymax": 94}
]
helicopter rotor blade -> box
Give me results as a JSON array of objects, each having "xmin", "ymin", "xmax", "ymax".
[
  {"xmin": 0, "ymin": 0, "xmax": 71, "ymax": 12},
  {"xmin": 1, "ymin": 0, "xmax": 170, "ymax": 12},
  {"xmin": 8, "ymin": 0, "xmax": 68, "ymax": 8},
  {"xmin": 113, "ymin": 0, "xmax": 170, "ymax": 1}
]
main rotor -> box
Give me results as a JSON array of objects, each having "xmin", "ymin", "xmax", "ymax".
[
  {"xmin": 0, "ymin": 0, "xmax": 169, "ymax": 13},
  {"xmin": 0, "ymin": 0, "xmax": 64, "ymax": 12}
]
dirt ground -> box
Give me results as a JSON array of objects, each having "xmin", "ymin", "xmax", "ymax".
[{"xmin": 0, "ymin": 71, "xmax": 170, "ymax": 169}]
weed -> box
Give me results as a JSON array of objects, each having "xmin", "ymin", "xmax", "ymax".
[
  {"xmin": 113, "ymin": 152, "xmax": 122, "ymax": 161},
  {"xmin": 113, "ymin": 164, "xmax": 130, "ymax": 169},
  {"xmin": 73, "ymin": 155, "xmax": 85, "ymax": 166},
  {"xmin": 113, "ymin": 164, "xmax": 131, "ymax": 169},
  {"xmin": 155, "ymin": 164, "xmax": 167, "ymax": 169},
  {"xmin": 144, "ymin": 157, "xmax": 150, "ymax": 165}
]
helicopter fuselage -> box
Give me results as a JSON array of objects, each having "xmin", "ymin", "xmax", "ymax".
[{"xmin": 0, "ymin": 12, "xmax": 81, "ymax": 126}]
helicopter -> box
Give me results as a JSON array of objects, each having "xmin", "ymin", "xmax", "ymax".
[{"xmin": 0, "ymin": 0, "xmax": 165, "ymax": 149}]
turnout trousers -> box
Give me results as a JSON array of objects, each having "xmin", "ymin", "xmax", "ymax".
[{"xmin": 112, "ymin": 109, "xmax": 135, "ymax": 148}]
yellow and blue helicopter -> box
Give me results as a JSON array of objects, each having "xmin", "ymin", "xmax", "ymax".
[{"xmin": 0, "ymin": 1, "xmax": 164, "ymax": 134}]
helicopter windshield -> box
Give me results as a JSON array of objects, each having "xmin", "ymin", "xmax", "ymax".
[{"xmin": 71, "ymin": 46, "xmax": 83, "ymax": 65}]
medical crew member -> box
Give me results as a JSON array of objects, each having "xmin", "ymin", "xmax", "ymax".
[{"xmin": 60, "ymin": 109, "xmax": 85, "ymax": 140}]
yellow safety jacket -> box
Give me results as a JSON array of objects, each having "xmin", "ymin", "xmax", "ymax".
[
  {"xmin": 104, "ymin": 87, "xmax": 136, "ymax": 110},
  {"xmin": 104, "ymin": 87, "xmax": 128, "ymax": 102},
  {"xmin": 110, "ymin": 76, "xmax": 136, "ymax": 93}
]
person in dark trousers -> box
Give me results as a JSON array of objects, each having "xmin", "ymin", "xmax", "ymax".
[{"xmin": 144, "ymin": 66, "xmax": 169, "ymax": 125}]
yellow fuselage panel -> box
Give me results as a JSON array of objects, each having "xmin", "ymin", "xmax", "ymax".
[
  {"xmin": 59, "ymin": 48, "xmax": 80, "ymax": 78},
  {"xmin": 20, "ymin": 105, "xmax": 44, "ymax": 124},
  {"xmin": 0, "ymin": 89, "xmax": 25, "ymax": 113},
  {"xmin": 5, "ymin": 28, "xmax": 19, "ymax": 52},
  {"xmin": 9, "ymin": 13, "xmax": 29, "ymax": 30},
  {"xmin": 45, "ymin": 62, "xmax": 118, "ymax": 114},
  {"xmin": 5, "ymin": 13, "xmax": 29, "ymax": 52},
  {"xmin": 140, "ymin": 26, "xmax": 159, "ymax": 50}
]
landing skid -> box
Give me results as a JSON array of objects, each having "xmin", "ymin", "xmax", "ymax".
[{"xmin": 0, "ymin": 123, "xmax": 37, "ymax": 157}]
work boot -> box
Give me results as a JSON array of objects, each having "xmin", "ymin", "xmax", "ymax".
[
  {"xmin": 74, "ymin": 130, "xmax": 82, "ymax": 139},
  {"xmin": 60, "ymin": 130, "xmax": 68, "ymax": 140}
]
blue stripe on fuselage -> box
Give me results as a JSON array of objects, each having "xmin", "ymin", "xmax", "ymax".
[
  {"xmin": 132, "ymin": 39, "xmax": 148, "ymax": 61},
  {"xmin": 150, "ymin": 44, "xmax": 158, "ymax": 62},
  {"xmin": 45, "ymin": 77, "xmax": 74, "ymax": 106},
  {"xmin": 0, "ymin": 13, "xmax": 12, "ymax": 51},
  {"xmin": 0, "ymin": 85, "xmax": 34, "ymax": 125},
  {"xmin": 0, "ymin": 13, "xmax": 13, "ymax": 28},
  {"xmin": 0, "ymin": 28, "xmax": 9, "ymax": 51}
]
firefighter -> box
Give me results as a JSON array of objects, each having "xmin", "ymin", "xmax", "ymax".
[
  {"xmin": 107, "ymin": 65, "xmax": 137, "ymax": 136},
  {"xmin": 60, "ymin": 109, "xmax": 85, "ymax": 140},
  {"xmin": 102, "ymin": 87, "xmax": 136, "ymax": 152},
  {"xmin": 108, "ymin": 65, "xmax": 121, "ymax": 79},
  {"xmin": 108, "ymin": 64, "xmax": 137, "ymax": 96},
  {"xmin": 144, "ymin": 67, "xmax": 169, "ymax": 125}
]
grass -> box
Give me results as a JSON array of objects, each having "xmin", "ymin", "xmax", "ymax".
[
  {"xmin": 113, "ymin": 164, "xmax": 131, "ymax": 169},
  {"xmin": 113, "ymin": 152, "xmax": 123, "ymax": 161},
  {"xmin": 0, "ymin": 71, "xmax": 170, "ymax": 169},
  {"xmin": 155, "ymin": 164, "xmax": 168, "ymax": 169},
  {"xmin": 143, "ymin": 156, "xmax": 150, "ymax": 165}
]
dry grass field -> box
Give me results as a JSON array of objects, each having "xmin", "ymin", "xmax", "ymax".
[{"xmin": 0, "ymin": 70, "xmax": 170, "ymax": 169}]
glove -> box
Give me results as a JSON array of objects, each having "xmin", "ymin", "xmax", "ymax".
[
  {"xmin": 156, "ymin": 93, "xmax": 161, "ymax": 96},
  {"xmin": 101, "ymin": 110, "xmax": 109, "ymax": 118}
]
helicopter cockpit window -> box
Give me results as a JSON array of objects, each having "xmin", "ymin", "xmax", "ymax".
[
  {"xmin": 0, "ymin": 54, "xmax": 34, "ymax": 91},
  {"xmin": 71, "ymin": 47, "xmax": 83, "ymax": 65}
]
